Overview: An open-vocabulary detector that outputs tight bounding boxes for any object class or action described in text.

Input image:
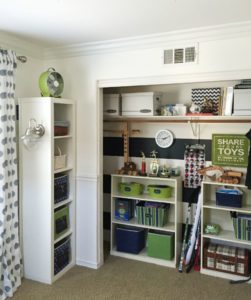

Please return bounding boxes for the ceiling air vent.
[163,45,197,65]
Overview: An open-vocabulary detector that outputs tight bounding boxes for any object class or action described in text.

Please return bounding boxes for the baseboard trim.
[76,259,102,269]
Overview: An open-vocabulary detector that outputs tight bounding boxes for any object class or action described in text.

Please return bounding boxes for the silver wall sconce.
[21,118,45,150]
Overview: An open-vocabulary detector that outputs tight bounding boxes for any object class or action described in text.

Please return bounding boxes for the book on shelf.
[221,87,234,116]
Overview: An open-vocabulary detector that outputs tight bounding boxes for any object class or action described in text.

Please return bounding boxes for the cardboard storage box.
[203,243,250,276]
[233,89,251,115]
[147,231,174,260]
[116,226,145,254]
[103,94,121,116]
[121,92,162,116]
[115,198,134,221]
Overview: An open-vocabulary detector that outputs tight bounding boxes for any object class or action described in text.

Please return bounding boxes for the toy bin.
[232,213,251,241]
[54,205,69,240]
[136,201,169,227]
[54,174,69,204]
[147,230,174,260]
[147,185,172,199]
[119,182,144,196]
[203,243,249,276]
[115,226,145,254]
[216,188,243,208]
[54,237,71,275]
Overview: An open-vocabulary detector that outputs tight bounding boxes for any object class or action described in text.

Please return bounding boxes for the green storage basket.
[119,182,144,196]
[147,185,171,199]
[147,230,174,260]
[54,206,69,240]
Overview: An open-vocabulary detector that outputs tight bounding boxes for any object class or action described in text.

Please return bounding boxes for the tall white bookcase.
[18,97,75,284]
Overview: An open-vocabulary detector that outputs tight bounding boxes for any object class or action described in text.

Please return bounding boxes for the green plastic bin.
[119,182,144,196]
[147,231,174,260]
[147,185,171,199]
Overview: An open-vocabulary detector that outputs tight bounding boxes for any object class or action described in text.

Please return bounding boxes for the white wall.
[2,23,249,268]
[43,27,251,268]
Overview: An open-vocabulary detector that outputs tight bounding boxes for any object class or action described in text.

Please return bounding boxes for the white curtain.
[0,50,22,299]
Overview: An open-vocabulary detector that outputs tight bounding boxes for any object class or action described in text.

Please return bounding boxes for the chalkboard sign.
[212,134,249,167]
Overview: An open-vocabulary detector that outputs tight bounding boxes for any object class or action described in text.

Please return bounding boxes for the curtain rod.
[0,47,27,63]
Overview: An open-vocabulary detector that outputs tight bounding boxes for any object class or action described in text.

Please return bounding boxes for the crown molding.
[0,31,44,60]
[44,21,251,60]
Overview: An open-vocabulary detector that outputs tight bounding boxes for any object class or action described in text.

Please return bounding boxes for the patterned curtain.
[0,50,22,299]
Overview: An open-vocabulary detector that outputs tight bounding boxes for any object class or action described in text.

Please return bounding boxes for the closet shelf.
[104,115,251,123]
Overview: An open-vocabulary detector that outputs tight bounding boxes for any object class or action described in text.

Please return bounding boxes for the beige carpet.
[11,253,251,300]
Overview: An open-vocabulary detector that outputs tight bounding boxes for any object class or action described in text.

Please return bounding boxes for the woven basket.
[54,146,67,170]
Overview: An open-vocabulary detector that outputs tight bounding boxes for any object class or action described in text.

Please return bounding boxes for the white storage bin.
[103,94,121,116]
[121,92,162,116]
[233,89,251,115]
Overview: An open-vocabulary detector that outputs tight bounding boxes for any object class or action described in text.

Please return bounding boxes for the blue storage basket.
[116,226,145,254]
[54,174,69,204]
[216,188,242,208]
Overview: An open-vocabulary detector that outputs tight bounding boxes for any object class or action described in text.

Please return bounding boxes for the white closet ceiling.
[1,0,251,47]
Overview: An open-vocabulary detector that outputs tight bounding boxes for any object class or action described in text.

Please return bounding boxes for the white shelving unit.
[200,180,251,282]
[110,174,182,268]
[19,97,75,284]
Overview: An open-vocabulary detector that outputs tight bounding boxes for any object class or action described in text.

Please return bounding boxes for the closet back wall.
[44,26,251,268]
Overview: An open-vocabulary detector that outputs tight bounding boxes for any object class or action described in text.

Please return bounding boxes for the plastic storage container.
[119,182,144,196]
[147,185,172,199]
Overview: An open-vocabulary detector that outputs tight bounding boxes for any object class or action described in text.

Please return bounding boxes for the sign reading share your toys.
[212,134,249,167]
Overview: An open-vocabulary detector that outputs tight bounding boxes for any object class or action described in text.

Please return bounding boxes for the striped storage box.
[232,213,251,241]
[136,201,170,227]
[203,243,249,276]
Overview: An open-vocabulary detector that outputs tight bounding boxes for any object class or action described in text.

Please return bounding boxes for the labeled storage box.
[103,94,121,116]
[203,243,250,276]
[54,120,70,136]
[54,146,67,170]
[119,182,144,196]
[147,185,172,199]
[147,230,174,260]
[136,201,169,227]
[54,238,71,275]
[216,188,243,208]
[115,198,134,221]
[233,89,251,116]
[54,205,69,240]
[54,174,69,204]
[116,226,145,254]
[121,92,162,116]
[232,213,251,241]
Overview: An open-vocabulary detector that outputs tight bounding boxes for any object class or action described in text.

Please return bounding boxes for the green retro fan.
[39,68,64,97]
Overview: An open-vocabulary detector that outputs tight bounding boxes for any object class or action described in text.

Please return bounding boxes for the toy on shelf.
[149,150,159,177]
[160,165,170,178]
[198,166,243,184]
[139,151,147,176]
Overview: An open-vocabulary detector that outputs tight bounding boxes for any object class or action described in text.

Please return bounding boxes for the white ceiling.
[1,0,251,48]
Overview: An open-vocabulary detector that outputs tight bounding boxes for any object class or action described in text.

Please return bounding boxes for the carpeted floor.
[11,251,251,300]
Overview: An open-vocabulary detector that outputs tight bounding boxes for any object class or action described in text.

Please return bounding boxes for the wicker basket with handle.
[54,146,67,170]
